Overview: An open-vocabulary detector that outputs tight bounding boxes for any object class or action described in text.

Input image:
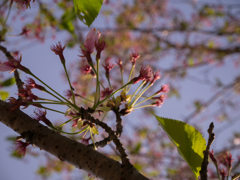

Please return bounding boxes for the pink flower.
[101,88,113,98]
[31,109,53,127]
[64,90,73,99]
[152,95,165,104]
[150,70,161,85]
[209,150,217,164]
[0,62,14,72]
[80,28,96,57]
[50,42,66,63]
[116,59,123,71]
[18,86,38,101]
[72,118,79,127]
[219,168,227,180]
[130,65,153,84]
[7,97,28,111]
[154,84,169,95]
[81,137,91,145]
[13,140,30,156]
[79,59,95,77]
[20,26,30,36]
[95,30,107,60]
[130,50,140,66]
[152,100,164,107]
[102,58,114,79]
[225,153,234,168]
[0,55,30,73]
[25,78,45,91]
[14,0,33,10]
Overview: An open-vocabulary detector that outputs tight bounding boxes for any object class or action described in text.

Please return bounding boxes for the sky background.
[1,0,240,179]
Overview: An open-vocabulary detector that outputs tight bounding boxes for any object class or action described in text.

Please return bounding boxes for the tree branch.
[0,100,149,180]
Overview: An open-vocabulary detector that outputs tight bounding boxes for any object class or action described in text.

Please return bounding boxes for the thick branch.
[0,100,149,180]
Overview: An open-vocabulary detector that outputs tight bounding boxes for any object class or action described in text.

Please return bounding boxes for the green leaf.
[0,27,8,37]
[73,0,103,27]
[11,151,23,159]
[0,91,9,100]
[1,76,15,87]
[59,8,76,35]
[154,115,206,180]
[90,125,99,135]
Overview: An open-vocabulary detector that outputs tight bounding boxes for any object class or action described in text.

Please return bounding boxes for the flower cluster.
[4,28,169,157]
[79,28,107,64]
[209,150,237,179]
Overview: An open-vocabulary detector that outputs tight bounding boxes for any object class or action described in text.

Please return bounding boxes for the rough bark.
[0,100,149,180]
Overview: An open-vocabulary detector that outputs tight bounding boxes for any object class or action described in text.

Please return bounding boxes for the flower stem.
[131,83,151,107]
[56,117,78,128]
[134,93,158,107]
[29,72,79,110]
[51,126,89,135]
[75,94,94,102]
[128,81,145,104]
[63,63,76,105]
[93,81,132,109]
[40,105,66,115]
[90,131,96,150]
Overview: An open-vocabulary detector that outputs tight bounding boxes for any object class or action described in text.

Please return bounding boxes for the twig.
[114,109,123,138]
[88,108,123,149]
[0,45,24,91]
[80,107,132,167]
[88,136,111,150]
[200,122,215,180]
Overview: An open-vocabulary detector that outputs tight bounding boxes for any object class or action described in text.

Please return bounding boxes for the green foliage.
[59,7,76,35]
[73,0,103,27]
[0,91,9,100]
[0,27,7,39]
[11,151,23,159]
[131,142,142,154]
[37,166,51,178]
[155,115,206,180]
[0,76,16,87]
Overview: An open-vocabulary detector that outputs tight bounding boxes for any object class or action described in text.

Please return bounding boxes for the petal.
[86,28,96,40]
[0,62,14,72]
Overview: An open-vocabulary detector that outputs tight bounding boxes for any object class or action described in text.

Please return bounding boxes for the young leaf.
[73,0,103,27]
[154,115,206,180]
[0,91,9,100]
[0,76,16,87]
[59,8,76,35]
[90,125,99,135]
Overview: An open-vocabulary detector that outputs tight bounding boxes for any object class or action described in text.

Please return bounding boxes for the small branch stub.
[200,122,215,180]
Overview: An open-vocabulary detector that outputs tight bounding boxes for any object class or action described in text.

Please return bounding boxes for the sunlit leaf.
[77,118,83,129]
[90,125,99,135]
[73,0,103,27]
[0,91,9,100]
[155,115,206,180]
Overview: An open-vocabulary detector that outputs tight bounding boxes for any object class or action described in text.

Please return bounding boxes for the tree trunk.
[0,100,149,180]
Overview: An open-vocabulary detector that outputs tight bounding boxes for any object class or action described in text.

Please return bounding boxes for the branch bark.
[0,100,149,180]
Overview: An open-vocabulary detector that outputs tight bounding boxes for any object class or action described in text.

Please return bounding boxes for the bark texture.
[0,100,149,180]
